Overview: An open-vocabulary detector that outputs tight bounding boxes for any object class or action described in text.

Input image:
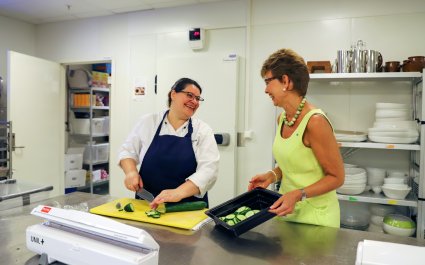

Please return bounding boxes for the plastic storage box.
[64,147,84,170]
[65,169,87,188]
[70,113,109,136]
[205,188,281,236]
[83,143,109,164]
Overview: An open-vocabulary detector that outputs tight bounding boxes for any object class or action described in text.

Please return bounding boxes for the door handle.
[11,133,25,151]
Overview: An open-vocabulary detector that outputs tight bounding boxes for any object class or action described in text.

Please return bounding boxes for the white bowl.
[371,186,382,194]
[366,167,385,186]
[373,120,417,129]
[368,127,417,133]
[384,178,405,184]
[368,130,419,138]
[344,178,367,185]
[369,204,397,216]
[375,109,410,119]
[382,186,411,199]
[387,171,408,178]
[366,167,386,178]
[340,201,370,227]
[346,173,367,179]
[376,102,410,109]
[337,184,366,195]
[383,183,409,190]
[370,215,384,226]
[345,167,366,176]
[383,223,415,237]
[383,214,416,237]
[344,163,358,168]
[368,135,418,144]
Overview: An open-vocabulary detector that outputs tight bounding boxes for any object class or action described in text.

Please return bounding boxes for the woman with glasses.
[119,77,219,209]
[248,49,344,228]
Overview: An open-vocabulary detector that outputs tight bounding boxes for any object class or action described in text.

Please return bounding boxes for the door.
[7,51,64,196]
[157,54,238,207]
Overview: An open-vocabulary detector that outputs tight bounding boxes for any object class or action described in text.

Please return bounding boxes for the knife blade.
[136,187,155,202]
[136,188,166,213]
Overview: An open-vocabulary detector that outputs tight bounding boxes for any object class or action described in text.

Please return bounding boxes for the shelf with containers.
[308,71,424,238]
[66,65,111,195]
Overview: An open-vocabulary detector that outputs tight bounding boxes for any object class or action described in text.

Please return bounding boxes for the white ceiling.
[0,0,230,24]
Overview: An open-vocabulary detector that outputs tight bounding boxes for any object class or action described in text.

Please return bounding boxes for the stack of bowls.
[337,167,367,195]
[383,214,416,237]
[366,167,386,193]
[382,183,411,200]
[368,103,419,144]
[402,56,425,73]
[340,201,370,231]
[387,170,409,183]
[368,204,397,233]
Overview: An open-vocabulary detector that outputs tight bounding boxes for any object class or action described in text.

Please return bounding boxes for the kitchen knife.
[136,187,155,202]
[136,188,166,213]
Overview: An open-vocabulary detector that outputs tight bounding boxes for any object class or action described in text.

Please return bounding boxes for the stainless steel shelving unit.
[67,74,110,195]
[0,121,13,180]
[310,71,424,239]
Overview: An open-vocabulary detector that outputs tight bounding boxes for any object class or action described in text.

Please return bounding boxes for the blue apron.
[137,111,208,205]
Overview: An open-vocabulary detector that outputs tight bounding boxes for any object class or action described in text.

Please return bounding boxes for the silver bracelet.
[268,170,278,182]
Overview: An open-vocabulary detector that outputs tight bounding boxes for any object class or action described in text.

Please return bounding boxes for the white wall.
[24,0,425,199]
[0,15,35,109]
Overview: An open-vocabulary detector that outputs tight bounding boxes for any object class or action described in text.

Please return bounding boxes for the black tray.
[205,188,281,236]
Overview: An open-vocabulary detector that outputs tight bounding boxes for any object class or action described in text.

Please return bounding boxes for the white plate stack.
[337,167,367,195]
[335,130,367,142]
[368,103,419,144]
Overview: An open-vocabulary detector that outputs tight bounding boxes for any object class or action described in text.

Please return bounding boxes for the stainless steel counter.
[0,179,53,211]
[1,192,425,265]
[0,180,53,201]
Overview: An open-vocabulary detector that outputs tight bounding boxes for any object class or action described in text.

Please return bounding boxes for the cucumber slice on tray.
[220,206,261,226]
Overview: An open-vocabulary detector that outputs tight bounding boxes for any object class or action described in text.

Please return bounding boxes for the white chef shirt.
[118,110,220,197]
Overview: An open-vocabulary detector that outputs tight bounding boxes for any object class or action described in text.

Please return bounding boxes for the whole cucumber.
[164,201,207,213]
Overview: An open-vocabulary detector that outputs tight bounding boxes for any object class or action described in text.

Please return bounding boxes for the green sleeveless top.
[273,109,340,228]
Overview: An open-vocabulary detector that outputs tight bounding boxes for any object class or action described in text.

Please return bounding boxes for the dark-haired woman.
[119,78,219,209]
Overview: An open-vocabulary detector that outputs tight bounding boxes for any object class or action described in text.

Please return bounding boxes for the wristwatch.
[299,188,307,201]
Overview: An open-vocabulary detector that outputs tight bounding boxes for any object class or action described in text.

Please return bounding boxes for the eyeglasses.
[264,76,278,85]
[178,91,204,102]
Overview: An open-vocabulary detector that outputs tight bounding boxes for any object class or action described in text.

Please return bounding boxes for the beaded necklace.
[283,97,307,127]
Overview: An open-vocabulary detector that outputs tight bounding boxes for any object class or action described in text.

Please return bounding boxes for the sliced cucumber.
[236,214,246,221]
[225,214,235,220]
[219,205,261,226]
[235,206,250,214]
[245,210,255,218]
[145,209,162,218]
[123,203,135,212]
[226,220,235,226]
